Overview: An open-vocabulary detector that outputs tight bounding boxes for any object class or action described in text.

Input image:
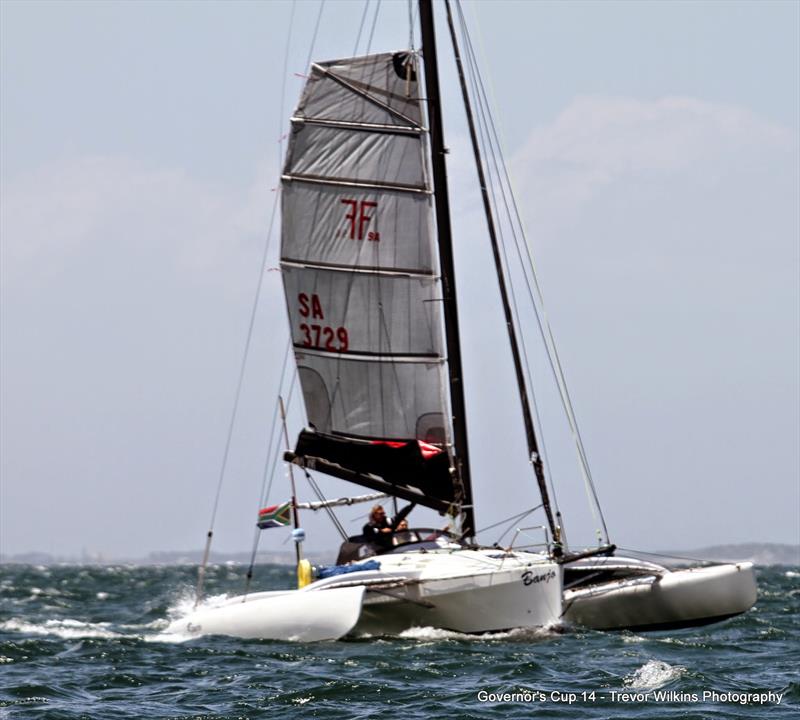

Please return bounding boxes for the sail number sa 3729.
[297,293,349,352]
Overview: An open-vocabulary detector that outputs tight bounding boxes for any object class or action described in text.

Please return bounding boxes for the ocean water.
[0,564,796,719]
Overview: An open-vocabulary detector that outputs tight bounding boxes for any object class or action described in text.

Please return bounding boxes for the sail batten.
[281,258,437,279]
[293,347,444,363]
[282,174,431,194]
[281,51,460,511]
[291,117,424,135]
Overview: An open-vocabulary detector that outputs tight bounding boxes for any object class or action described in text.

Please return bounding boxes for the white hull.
[563,559,757,631]
[167,551,756,640]
[353,550,562,634]
[169,586,366,641]
[167,548,562,641]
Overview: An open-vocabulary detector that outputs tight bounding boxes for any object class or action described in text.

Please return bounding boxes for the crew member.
[362,503,415,550]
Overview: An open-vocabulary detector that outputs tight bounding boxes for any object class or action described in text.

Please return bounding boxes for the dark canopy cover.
[289,430,456,513]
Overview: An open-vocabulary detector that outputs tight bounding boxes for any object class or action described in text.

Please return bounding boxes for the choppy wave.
[624,659,686,689]
[395,624,559,643]
[0,617,123,640]
[0,564,796,719]
[621,632,647,643]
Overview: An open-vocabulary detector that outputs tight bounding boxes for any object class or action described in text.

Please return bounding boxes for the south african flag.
[257,501,292,529]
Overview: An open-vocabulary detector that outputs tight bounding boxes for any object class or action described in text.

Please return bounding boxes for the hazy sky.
[1,0,798,559]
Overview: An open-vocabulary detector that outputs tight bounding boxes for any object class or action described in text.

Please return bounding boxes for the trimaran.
[169,0,756,641]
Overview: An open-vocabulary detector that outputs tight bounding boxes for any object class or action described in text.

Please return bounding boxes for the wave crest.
[624,660,685,690]
[0,618,122,640]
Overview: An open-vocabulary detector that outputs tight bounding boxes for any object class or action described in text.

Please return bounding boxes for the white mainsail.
[281,52,448,445]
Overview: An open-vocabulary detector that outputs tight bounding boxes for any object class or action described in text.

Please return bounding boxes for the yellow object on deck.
[297,558,313,588]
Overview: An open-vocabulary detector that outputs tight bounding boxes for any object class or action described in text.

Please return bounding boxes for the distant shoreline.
[2,542,797,566]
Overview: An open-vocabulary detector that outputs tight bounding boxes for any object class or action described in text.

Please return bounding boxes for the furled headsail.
[280,52,462,515]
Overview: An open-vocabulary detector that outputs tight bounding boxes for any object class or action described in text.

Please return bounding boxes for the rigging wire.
[407,0,415,50]
[244,339,293,594]
[472,504,543,537]
[365,0,382,56]
[494,506,546,547]
[456,0,610,543]
[615,547,716,566]
[449,0,560,524]
[304,1,326,75]
[462,26,560,515]
[227,0,330,598]
[264,371,299,501]
[455,14,560,521]
[195,105,288,605]
[353,0,370,56]
[303,469,349,541]
[233,0,301,596]
[279,0,298,161]
[242,0,321,590]
[264,348,294,496]
[459,11,585,533]
[196,218,278,603]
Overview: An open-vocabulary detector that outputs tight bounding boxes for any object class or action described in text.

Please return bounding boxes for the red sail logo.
[340,199,380,241]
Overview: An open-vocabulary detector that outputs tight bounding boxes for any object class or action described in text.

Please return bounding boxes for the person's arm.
[390,503,416,530]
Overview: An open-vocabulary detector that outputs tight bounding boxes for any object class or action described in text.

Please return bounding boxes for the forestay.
[280,52,460,512]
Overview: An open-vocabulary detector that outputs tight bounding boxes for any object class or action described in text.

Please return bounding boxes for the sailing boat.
[168,0,756,641]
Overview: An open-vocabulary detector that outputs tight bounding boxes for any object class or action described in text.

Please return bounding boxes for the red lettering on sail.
[341,199,358,239]
[297,293,347,351]
[341,198,378,241]
[310,294,324,320]
[358,201,377,241]
[337,327,349,351]
[298,293,310,317]
[298,293,324,319]
[298,323,349,352]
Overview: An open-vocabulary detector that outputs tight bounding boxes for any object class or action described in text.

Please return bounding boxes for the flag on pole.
[257,501,292,529]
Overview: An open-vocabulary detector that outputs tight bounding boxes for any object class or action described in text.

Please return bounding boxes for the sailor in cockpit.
[362,503,415,551]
